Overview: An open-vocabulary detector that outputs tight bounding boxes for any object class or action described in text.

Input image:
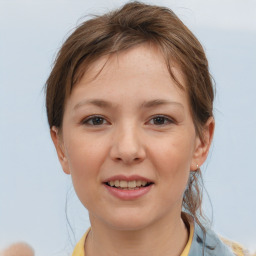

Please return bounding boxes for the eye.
[148,115,174,126]
[82,115,108,126]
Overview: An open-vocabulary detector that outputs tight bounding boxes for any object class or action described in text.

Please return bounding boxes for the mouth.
[104,180,153,190]
[103,176,154,200]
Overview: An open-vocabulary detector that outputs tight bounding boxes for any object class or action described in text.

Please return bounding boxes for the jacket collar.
[188,220,235,256]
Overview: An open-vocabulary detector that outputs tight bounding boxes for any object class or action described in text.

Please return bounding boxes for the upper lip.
[102,175,154,183]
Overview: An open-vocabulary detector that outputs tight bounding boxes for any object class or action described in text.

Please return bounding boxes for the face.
[51,44,213,231]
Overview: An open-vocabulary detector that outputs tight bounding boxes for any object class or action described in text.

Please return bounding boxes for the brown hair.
[46,1,214,228]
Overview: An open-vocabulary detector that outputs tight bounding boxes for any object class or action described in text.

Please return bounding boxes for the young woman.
[46,2,236,256]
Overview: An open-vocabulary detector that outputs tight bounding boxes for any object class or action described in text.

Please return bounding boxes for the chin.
[99,208,158,231]
[109,219,152,231]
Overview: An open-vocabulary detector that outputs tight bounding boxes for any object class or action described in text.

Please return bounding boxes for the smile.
[103,175,154,199]
[105,180,153,190]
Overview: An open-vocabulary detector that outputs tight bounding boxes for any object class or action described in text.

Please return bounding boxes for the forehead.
[77,44,185,86]
[67,44,188,108]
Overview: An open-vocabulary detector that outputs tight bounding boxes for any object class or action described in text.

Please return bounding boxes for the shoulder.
[72,228,90,256]
[220,237,250,256]
[189,221,236,256]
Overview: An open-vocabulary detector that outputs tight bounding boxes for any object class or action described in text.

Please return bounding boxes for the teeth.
[141,181,147,186]
[109,181,115,187]
[136,180,142,186]
[128,180,136,188]
[120,180,127,188]
[107,180,150,189]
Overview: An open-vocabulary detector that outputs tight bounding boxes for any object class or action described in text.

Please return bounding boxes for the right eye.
[82,115,108,126]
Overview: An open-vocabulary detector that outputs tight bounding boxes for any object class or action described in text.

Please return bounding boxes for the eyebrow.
[73,98,184,110]
[141,99,184,109]
[74,99,113,110]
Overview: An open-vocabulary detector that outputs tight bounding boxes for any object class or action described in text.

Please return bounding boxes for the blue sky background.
[0,0,255,255]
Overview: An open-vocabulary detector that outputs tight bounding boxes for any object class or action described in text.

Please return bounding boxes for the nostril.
[114,156,142,164]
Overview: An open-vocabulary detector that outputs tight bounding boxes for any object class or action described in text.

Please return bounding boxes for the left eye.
[82,116,108,126]
[148,116,173,125]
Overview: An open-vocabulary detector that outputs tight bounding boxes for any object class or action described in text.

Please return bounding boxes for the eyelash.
[82,115,109,126]
[147,115,175,126]
[81,115,175,126]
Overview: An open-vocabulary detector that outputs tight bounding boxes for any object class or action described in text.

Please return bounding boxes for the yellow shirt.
[72,224,194,256]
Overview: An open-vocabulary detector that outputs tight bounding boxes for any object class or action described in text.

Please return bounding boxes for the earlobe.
[191,117,215,171]
[50,126,70,175]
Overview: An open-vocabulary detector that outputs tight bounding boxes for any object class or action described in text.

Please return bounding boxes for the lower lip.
[104,184,153,200]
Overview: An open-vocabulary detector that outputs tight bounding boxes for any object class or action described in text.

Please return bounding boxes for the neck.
[85,212,189,256]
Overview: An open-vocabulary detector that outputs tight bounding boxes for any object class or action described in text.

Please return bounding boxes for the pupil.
[154,117,165,124]
[93,117,103,125]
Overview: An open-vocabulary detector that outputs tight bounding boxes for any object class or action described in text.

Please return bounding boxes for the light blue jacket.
[189,222,235,256]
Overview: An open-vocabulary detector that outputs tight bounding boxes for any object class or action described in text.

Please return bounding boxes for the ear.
[191,117,215,171]
[50,126,70,174]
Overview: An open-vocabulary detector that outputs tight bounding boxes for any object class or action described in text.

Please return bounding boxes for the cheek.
[149,133,194,195]
[151,133,194,174]
[64,134,108,199]
[65,133,105,172]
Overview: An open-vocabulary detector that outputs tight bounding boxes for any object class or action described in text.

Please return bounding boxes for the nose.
[109,123,146,165]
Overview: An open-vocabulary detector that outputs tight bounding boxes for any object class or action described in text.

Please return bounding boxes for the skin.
[51,44,214,256]
[2,243,34,256]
